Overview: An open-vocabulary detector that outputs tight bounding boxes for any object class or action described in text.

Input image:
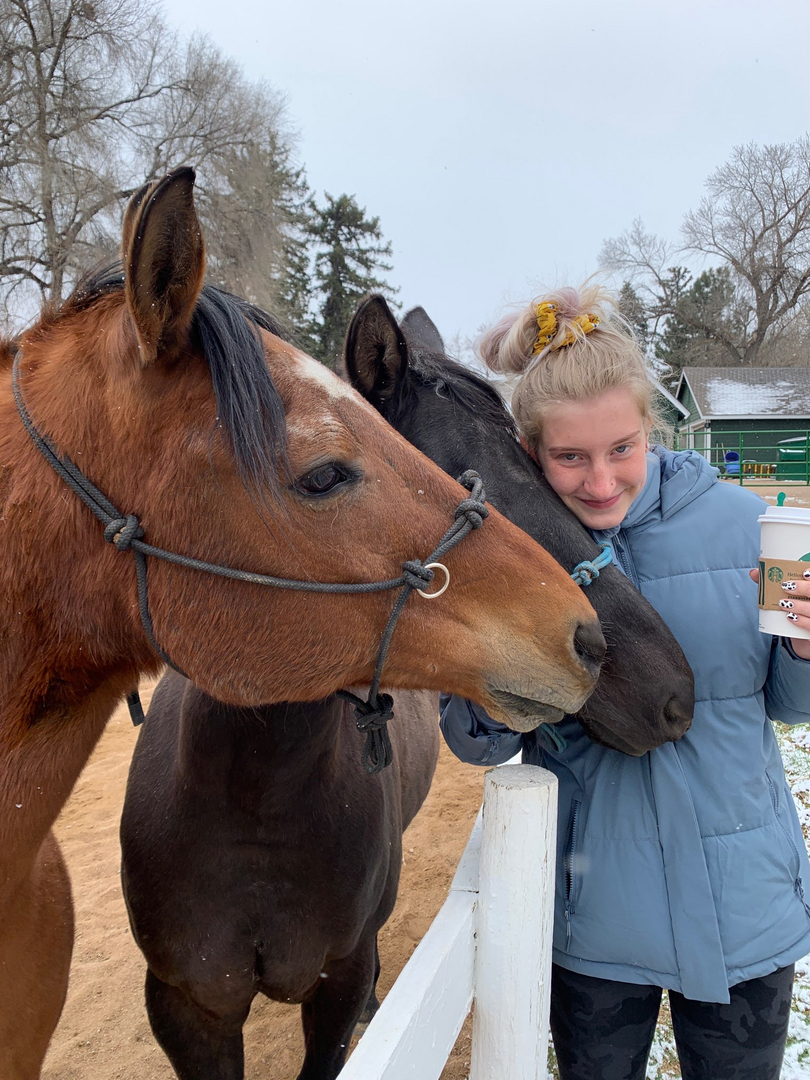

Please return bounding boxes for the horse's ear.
[344,295,408,409]
[122,167,205,365]
[401,306,445,355]
[120,179,153,259]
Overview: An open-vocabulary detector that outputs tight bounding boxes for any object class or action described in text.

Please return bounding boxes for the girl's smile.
[535,386,650,530]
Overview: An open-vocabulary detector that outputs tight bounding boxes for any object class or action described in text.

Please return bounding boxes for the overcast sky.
[162,0,810,349]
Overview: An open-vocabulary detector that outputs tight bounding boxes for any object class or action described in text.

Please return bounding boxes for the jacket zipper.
[564,799,582,948]
[766,774,810,916]
[609,530,639,588]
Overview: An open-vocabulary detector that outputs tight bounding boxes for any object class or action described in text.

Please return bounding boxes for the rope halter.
[12,352,489,773]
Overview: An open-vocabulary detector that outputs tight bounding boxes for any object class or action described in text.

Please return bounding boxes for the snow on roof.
[651,376,690,418]
[679,368,810,418]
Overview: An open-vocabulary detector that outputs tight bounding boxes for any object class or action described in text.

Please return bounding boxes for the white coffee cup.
[757,504,810,641]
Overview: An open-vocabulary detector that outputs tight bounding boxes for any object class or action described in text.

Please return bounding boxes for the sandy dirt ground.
[42,681,484,1080]
[745,482,810,508]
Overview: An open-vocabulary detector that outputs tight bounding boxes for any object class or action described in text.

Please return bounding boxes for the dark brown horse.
[121,678,439,1080]
[119,299,693,1080]
[347,297,695,754]
[0,170,603,1078]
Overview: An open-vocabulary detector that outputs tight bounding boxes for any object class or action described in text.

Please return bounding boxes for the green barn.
[673,367,810,481]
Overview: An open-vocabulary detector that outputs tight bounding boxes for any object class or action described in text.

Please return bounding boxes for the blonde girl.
[441,284,810,1080]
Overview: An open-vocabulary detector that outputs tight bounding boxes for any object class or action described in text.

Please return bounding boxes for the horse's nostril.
[573,621,606,677]
[663,695,693,735]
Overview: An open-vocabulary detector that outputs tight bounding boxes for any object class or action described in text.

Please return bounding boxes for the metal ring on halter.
[417,562,450,599]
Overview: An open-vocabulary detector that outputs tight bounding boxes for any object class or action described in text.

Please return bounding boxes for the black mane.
[64,263,291,498]
[398,345,519,438]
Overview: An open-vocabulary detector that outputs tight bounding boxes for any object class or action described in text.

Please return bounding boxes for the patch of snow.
[703,376,810,417]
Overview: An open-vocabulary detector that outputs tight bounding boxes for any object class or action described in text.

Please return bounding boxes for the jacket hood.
[594,445,718,540]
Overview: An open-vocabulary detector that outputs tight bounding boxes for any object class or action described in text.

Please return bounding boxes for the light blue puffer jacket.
[440,447,810,1003]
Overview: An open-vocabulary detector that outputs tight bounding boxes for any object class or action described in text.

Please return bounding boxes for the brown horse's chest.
[138,793,403,1009]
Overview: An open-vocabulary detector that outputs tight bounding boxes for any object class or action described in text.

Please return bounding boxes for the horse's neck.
[0,378,150,885]
[0,566,145,884]
[174,687,350,802]
[0,483,145,724]
[0,676,130,890]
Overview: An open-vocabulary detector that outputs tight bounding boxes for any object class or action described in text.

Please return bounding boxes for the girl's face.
[535,386,650,530]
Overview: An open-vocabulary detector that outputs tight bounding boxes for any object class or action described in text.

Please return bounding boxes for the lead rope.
[12,354,488,771]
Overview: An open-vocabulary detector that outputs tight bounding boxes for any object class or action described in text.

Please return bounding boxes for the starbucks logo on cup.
[768,566,784,583]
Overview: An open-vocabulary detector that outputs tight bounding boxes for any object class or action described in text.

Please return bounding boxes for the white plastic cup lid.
[758,505,810,526]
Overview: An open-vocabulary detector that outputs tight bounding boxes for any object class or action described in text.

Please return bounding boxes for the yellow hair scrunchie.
[532,302,558,354]
[533,303,601,355]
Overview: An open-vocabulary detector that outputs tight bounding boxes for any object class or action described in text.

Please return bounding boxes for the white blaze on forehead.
[294,352,355,401]
[293,351,377,414]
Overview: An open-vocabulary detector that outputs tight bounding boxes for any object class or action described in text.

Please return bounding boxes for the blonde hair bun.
[477,285,612,375]
[477,283,669,449]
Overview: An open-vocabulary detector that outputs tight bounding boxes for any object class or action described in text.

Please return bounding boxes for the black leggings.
[550,962,794,1080]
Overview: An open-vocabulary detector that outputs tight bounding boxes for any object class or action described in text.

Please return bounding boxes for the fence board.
[337,892,476,1080]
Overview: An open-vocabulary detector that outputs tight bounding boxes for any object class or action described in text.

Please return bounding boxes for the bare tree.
[759,297,810,366]
[601,137,810,365]
[0,0,297,325]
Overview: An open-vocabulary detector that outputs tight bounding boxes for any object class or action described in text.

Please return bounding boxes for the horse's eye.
[296,464,351,496]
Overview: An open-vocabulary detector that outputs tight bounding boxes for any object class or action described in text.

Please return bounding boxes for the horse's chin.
[484,687,565,733]
[575,714,652,757]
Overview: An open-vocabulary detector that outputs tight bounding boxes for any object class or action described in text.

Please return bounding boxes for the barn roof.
[676,367,810,419]
[652,377,690,418]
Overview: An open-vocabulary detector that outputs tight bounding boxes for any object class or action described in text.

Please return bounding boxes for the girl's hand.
[750,569,810,660]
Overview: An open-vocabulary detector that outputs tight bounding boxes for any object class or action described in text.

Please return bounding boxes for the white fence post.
[336,762,557,1080]
[470,764,558,1080]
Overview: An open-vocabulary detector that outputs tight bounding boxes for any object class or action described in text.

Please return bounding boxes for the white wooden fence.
[338,764,558,1080]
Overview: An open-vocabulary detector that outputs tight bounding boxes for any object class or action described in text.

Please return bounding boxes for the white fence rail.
[338,764,558,1080]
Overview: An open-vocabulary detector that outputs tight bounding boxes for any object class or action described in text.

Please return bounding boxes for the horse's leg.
[297,935,377,1080]
[145,968,250,1080]
[358,936,381,1026]
[0,831,73,1080]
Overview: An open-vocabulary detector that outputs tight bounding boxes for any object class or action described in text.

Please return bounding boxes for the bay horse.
[119,299,693,1080]
[0,168,603,1078]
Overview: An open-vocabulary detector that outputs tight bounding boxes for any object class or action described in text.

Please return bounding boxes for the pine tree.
[654,267,738,382]
[617,282,651,353]
[200,132,317,348]
[309,193,398,369]
[654,267,698,380]
[275,188,318,352]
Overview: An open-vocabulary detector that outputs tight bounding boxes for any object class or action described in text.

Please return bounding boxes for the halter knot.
[338,690,395,774]
[353,692,395,732]
[570,541,613,586]
[402,560,434,590]
[570,562,600,586]
[104,515,144,551]
[454,497,488,530]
